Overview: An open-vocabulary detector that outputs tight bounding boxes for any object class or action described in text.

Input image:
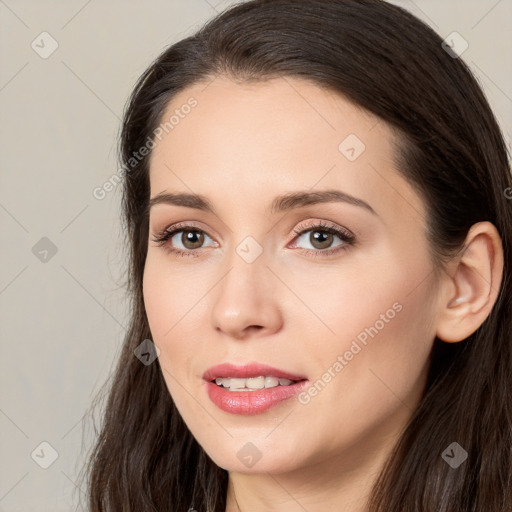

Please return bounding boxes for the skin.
[143,75,503,512]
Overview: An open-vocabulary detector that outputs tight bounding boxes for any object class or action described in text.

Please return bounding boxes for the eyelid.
[151,220,352,243]
[151,221,217,245]
[151,218,357,257]
[290,219,355,241]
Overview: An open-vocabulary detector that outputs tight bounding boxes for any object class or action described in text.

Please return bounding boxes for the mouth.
[211,375,305,391]
[203,362,308,392]
[203,362,309,415]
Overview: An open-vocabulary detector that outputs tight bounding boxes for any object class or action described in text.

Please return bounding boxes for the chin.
[201,439,300,475]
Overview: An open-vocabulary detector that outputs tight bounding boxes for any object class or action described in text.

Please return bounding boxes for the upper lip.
[203,362,307,382]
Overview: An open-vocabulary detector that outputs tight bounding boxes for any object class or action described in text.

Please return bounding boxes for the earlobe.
[435,221,504,343]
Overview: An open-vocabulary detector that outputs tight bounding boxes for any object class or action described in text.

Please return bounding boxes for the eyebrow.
[148,189,377,216]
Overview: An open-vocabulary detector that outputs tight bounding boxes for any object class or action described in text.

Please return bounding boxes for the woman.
[81,0,512,510]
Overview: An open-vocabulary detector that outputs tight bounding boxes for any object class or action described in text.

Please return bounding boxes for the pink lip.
[202,362,307,382]
[203,362,308,415]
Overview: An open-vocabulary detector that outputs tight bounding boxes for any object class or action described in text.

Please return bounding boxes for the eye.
[151,222,217,258]
[290,221,355,256]
[151,220,356,258]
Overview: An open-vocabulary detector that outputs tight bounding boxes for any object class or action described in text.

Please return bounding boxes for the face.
[143,75,440,476]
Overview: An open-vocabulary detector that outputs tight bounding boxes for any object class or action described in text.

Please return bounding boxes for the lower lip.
[205,380,309,415]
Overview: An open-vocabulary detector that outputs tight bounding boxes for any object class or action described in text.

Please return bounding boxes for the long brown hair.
[79,1,512,510]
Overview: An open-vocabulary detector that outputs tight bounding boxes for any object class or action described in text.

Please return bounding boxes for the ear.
[435,221,504,343]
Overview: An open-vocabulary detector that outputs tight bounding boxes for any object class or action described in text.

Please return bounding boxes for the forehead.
[147,75,425,224]
[150,75,381,168]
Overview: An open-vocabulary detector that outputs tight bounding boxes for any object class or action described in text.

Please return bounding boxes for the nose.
[210,252,284,340]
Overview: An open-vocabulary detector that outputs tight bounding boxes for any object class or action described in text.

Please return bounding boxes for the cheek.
[142,267,191,424]
[294,247,437,411]
[142,254,206,340]
[142,254,216,416]
[142,257,195,381]
[301,267,436,439]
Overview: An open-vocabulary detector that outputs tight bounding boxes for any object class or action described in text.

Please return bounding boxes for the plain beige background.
[0,1,510,510]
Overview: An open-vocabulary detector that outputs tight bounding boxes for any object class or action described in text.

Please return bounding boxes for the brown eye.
[292,222,355,256]
[181,230,204,250]
[151,224,216,256]
[309,230,334,250]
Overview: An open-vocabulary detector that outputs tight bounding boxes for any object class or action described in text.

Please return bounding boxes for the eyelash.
[151,220,356,259]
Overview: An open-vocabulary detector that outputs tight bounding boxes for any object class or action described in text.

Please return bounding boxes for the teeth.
[228,378,246,390]
[263,376,279,388]
[247,376,265,389]
[214,376,296,391]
